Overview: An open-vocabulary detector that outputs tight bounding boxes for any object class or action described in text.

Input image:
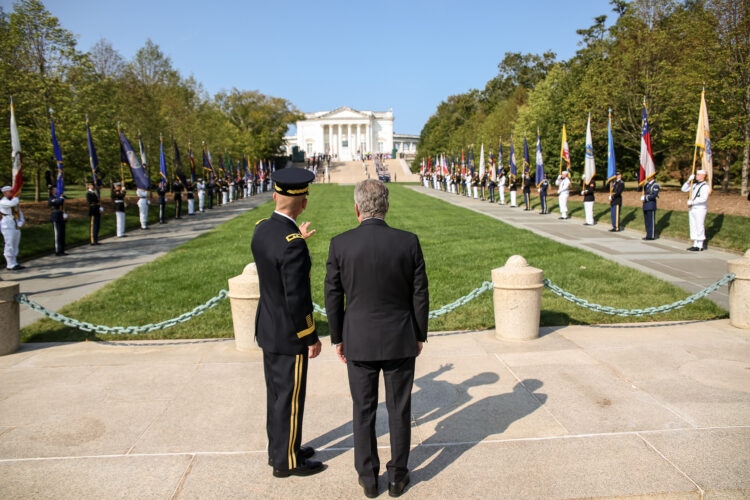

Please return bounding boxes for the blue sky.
[6,0,615,134]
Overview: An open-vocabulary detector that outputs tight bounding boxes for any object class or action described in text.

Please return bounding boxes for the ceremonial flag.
[478,144,485,178]
[202,143,215,178]
[523,135,530,174]
[218,155,225,177]
[606,109,616,187]
[118,128,151,189]
[489,147,497,183]
[470,148,475,174]
[583,113,596,183]
[535,129,545,187]
[138,132,147,171]
[497,138,503,172]
[442,154,449,176]
[559,123,570,174]
[461,151,466,176]
[9,97,23,197]
[173,139,187,187]
[188,142,196,182]
[50,111,64,199]
[509,135,517,180]
[694,88,713,191]
[86,117,101,194]
[159,136,168,190]
[638,101,656,186]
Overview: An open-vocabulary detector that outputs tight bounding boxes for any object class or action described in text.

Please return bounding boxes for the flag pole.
[117,122,125,184]
[609,109,614,196]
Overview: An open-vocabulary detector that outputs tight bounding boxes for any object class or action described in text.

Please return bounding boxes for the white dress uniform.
[136,188,149,229]
[555,174,571,219]
[0,189,23,269]
[498,174,506,204]
[197,180,206,212]
[681,173,710,250]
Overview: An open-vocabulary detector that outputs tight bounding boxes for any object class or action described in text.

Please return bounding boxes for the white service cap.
[1,186,11,192]
[696,169,707,175]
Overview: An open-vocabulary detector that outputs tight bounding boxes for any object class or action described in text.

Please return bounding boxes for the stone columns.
[491,255,543,341]
[728,250,750,330]
[0,281,20,355]
[227,263,261,351]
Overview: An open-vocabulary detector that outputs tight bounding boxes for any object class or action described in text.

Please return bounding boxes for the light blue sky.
[6,0,615,134]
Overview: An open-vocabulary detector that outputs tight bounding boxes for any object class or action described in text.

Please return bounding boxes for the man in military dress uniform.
[49,187,66,254]
[207,177,215,209]
[186,181,195,215]
[681,169,710,251]
[487,170,497,202]
[112,182,126,237]
[251,167,324,479]
[86,182,102,245]
[522,172,532,210]
[641,177,660,240]
[497,169,506,205]
[173,178,183,219]
[609,172,624,232]
[157,183,168,224]
[0,186,24,270]
[538,175,549,214]
[508,174,518,207]
[136,186,149,230]
[555,170,570,219]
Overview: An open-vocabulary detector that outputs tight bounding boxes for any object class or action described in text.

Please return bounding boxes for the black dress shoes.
[388,473,410,497]
[642,237,655,240]
[359,478,378,498]
[687,246,698,251]
[268,445,314,466]
[272,458,324,478]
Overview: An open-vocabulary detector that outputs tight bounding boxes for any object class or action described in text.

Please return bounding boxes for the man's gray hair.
[354,179,389,218]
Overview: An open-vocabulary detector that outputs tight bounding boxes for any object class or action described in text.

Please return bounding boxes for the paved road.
[409,185,737,310]
[0,194,271,327]
[0,320,747,498]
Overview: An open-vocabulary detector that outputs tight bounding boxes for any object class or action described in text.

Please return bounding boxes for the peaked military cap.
[272,167,315,196]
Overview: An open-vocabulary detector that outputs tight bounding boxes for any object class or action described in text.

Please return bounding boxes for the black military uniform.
[539,177,549,214]
[207,179,215,209]
[642,178,660,240]
[49,194,66,255]
[523,174,532,210]
[251,168,323,478]
[610,174,625,231]
[86,187,101,245]
[173,180,183,218]
[157,185,168,224]
[487,173,496,202]
[186,181,195,215]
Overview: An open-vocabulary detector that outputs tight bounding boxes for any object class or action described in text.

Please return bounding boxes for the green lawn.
[21,184,726,342]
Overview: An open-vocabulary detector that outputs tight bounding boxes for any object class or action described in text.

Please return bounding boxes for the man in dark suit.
[324,179,429,498]
[251,167,324,479]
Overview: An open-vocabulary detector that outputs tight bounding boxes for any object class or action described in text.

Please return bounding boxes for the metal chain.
[542,273,735,317]
[15,290,229,335]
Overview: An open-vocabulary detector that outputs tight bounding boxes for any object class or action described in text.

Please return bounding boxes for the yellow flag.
[695,89,713,191]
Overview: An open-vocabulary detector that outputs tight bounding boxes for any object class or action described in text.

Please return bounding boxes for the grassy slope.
[21,184,726,342]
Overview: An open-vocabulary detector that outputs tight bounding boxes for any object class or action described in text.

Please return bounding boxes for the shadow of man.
[705,213,724,243]
[409,378,547,489]
[655,210,673,235]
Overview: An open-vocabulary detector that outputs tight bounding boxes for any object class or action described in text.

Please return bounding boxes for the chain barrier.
[14,290,228,335]
[542,273,734,317]
[13,273,734,333]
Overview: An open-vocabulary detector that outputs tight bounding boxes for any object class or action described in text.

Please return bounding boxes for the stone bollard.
[728,249,750,330]
[227,263,261,351]
[0,281,20,355]
[491,255,543,341]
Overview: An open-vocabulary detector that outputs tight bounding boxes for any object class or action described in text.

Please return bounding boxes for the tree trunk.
[743,84,749,196]
[34,168,40,202]
[722,152,731,192]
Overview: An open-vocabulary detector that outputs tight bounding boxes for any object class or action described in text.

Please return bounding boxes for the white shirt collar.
[361,217,385,222]
[274,210,297,226]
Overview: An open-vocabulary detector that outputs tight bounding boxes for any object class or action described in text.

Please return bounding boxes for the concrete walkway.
[409,185,737,310]
[0,320,748,498]
[0,193,271,327]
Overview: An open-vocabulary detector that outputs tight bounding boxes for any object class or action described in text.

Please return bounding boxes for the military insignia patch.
[286,233,303,242]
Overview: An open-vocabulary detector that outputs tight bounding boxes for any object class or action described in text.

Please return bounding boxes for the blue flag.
[86,118,101,194]
[159,138,168,189]
[535,131,545,187]
[607,109,616,186]
[509,135,517,179]
[202,145,215,179]
[50,113,64,199]
[523,135,530,175]
[119,129,151,190]
[173,139,187,187]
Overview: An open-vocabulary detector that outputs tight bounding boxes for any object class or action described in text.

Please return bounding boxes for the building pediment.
[314,107,371,120]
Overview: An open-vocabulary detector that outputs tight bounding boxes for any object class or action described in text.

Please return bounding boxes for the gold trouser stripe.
[616,205,620,230]
[288,354,302,469]
[90,216,94,243]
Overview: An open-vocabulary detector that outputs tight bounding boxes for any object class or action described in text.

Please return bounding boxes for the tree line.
[0,0,300,201]
[416,0,749,195]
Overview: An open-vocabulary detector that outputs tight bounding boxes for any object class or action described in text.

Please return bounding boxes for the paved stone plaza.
[0,320,748,498]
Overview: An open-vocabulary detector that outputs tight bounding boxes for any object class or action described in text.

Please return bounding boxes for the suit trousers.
[263,350,308,471]
[347,357,415,488]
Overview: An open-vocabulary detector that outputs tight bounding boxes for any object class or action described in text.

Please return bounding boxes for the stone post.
[728,249,750,330]
[227,263,261,351]
[491,255,543,341]
[0,281,20,355]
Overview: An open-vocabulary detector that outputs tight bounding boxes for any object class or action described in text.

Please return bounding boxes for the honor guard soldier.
[538,175,549,214]
[86,182,102,245]
[641,177,660,240]
[157,183,168,224]
[186,181,195,215]
[498,169,506,204]
[197,178,206,212]
[582,179,596,225]
[555,170,570,219]
[487,170,497,202]
[49,187,66,254]
[522,172,532,210]
[251,167,324,478]
[682,169,710,251]
[207,178,215,209]
[0,185,24,270]
[471,171,479,199]
[609,172,624,231]
[112,182,126,237]
[136,186,149,230]
[509,174,518,207]
[173,178,183,219]
[480,170,488,200]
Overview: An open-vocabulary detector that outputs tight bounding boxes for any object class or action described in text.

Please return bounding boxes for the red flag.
[9,97,23,197]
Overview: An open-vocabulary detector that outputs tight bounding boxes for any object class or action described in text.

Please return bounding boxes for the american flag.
[639,103,656,186]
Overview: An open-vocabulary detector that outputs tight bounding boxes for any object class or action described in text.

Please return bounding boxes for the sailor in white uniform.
[555,170,571,219]
[0,186,24,270]
[136,187,149,229]
[681,169,710,251]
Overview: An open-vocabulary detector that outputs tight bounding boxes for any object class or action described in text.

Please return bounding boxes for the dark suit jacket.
[251,212,319,355]
[324,218,429,362]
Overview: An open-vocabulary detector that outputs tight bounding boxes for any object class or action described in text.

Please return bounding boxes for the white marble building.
[284,107,418,161]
